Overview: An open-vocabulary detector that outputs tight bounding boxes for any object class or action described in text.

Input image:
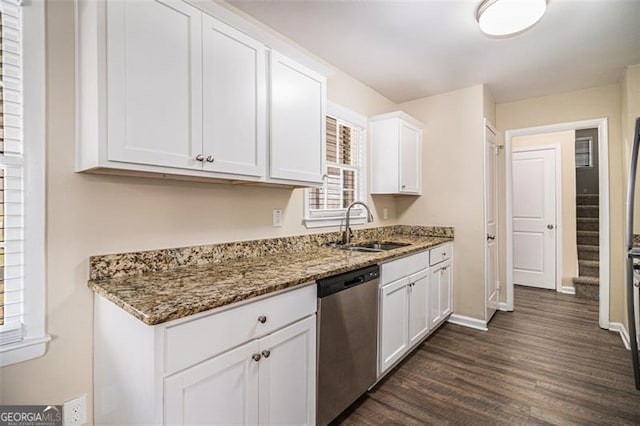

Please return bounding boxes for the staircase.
[572,194,599,300]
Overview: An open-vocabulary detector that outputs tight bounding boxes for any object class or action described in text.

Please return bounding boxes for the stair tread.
[578,259,599,267]
[577,217,599,222]
[577,230,599,236]
[572,276,600,286]
[577,244,599,250]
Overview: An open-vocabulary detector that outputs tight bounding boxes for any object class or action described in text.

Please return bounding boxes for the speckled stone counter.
[88,225,453,325]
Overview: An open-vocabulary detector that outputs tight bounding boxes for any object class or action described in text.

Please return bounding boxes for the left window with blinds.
[0,0,48,366]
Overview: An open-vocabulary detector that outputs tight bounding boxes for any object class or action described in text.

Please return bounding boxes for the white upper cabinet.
[270,51,326,184]
[106,0,203,170]
[76,0,326,187]
[201,14,266,177]
[370,111,423,195]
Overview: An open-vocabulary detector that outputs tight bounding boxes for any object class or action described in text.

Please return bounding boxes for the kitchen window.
[0,0,48,367]
[304,103,367,228]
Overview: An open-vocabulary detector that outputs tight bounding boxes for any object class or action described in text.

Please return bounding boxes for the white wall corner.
[447,314,488,331]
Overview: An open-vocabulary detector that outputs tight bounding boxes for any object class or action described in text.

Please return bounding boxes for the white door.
[512,148,557,289]
[485,123,499,321]
[399,121,421,194]
[379,278,409,374]
[106,0,203,170]
[440,261,453,318]
[407,269,430,347]
[202,14,266,177]
[429,265,443,328]
[258,316,316,426]
[164,340,259,425]
[270,51,326,184]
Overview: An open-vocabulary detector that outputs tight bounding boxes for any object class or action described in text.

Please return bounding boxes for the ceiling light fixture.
[476,0,548,38]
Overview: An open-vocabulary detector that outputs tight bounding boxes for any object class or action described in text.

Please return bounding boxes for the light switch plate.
[383,208,389,220]
[273,209,283,227]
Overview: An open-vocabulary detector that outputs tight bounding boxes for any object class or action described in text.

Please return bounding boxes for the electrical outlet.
[272,209,283,227]
[63,395,87,426]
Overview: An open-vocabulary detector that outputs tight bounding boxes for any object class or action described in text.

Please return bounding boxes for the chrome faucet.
[342,201,374,245]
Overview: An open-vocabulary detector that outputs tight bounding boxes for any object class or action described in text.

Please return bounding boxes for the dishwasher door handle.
[344,276,364,287]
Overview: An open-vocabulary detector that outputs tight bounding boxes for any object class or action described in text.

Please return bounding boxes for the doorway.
[505,118,610,329]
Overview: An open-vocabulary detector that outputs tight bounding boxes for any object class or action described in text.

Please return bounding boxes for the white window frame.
[0,0,49,367]
[303,102,368,229]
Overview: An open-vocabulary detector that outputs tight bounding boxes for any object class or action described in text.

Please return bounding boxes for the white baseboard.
[609,322,632,350]
[561,286,576,295]
[498,302,510,311]
[448,314,488,331]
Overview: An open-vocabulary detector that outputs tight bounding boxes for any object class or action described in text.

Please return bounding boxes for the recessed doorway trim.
[505,118,610,329]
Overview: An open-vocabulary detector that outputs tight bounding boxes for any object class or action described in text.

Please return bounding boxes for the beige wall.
[512,131,578,288]
[0,0,399,413]
[497,84,624,325]
[622,65,640,233]
[397,85,487,320]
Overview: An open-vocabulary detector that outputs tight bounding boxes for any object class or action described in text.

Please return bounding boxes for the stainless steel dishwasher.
[316,264,380,426]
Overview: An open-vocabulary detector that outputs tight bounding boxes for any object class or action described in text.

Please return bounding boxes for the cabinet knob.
[261,350,271,358]
[442,252,446,256]
[195,154,205,162]
[257,315,267,324]
[206,155,215,163]
[252,353,261,362]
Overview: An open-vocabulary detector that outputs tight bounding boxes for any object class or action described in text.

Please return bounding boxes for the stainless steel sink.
[328,241,411,253]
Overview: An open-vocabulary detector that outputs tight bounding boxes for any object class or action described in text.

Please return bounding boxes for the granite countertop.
[88,226,453,326]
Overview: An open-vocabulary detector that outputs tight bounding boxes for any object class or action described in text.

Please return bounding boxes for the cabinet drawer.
[381,250,429,285]
[164,284,316,375]
[430,243,452,266]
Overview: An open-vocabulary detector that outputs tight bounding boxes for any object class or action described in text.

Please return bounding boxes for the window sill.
[0,335,51,367]
[303,215,366,229]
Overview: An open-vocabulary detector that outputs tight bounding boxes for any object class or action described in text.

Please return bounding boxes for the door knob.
[547,224,554,230]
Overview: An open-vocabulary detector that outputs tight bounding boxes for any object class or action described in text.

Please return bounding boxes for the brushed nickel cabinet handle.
[252,353,261,362]
[261,350,271,358]
[195,154,205,162]
[206,155,214,163]
[257,315,267,324]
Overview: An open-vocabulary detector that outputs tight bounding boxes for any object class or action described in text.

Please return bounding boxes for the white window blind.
[576,136,593,168]
[0,0,24,346]
[309,116,363,212]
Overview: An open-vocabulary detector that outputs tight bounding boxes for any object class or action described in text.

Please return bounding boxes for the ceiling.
[228,0,640,103]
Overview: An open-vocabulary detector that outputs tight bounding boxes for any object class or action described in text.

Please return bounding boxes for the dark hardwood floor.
[335,285,640,425]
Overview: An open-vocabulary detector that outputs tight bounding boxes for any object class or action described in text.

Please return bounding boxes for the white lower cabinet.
[378,244,454,378]
[164,316,315,425]
[165,340,260,425]
[429,259,453,329]
[94,284,316,426]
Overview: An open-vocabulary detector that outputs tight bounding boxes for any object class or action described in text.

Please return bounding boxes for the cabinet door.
[202,14,266,177]
[106,0,203,170]
[440,260,453,318]
[429,266,443,329]
[399,121,421,194]
[408,269,430,347]
[270,51,326,184]
[164,340,259,425]
[379,278,409,374]
[258,316,316,426]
